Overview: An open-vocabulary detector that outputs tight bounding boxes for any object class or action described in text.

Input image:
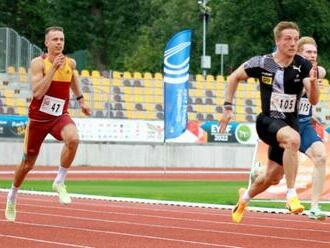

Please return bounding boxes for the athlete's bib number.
[39,95,65,116]
[270,92,296,113]
[298,97,311,115]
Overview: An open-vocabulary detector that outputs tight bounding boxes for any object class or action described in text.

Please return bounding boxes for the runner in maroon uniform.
[5,26,91,222]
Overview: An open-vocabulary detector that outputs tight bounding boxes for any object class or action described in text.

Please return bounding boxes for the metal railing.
[0,27,42,73]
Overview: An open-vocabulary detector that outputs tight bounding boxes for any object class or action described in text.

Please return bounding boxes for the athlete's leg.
[248,159,283,199]
[60,123,79,169]
[275,126,305,213]
[10,120,47,194]
[50,115,78,204]
[305,141,326,209]
[51,115,79,171]
[6,120,48,221]
[255,114,303,213]
[277,126,300,190]
[232,159,283,223]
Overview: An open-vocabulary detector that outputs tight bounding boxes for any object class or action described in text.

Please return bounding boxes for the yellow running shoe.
[232,188,248,223]
[286,196,304,214]
[5,199,16,222]
[52,182,72,205]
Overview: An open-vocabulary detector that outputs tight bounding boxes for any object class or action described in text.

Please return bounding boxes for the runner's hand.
[309,62,318,84]
[80,102,92,116]
[219,109,233,133]
[52,54,65,70]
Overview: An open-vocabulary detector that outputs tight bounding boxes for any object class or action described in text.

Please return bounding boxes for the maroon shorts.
[24,115,75,156]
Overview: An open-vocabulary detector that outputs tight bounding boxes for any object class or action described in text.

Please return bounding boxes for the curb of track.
[1,188,329,217]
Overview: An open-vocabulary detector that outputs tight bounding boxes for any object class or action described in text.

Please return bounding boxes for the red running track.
[1,193,330,248]
[0,166,249,181]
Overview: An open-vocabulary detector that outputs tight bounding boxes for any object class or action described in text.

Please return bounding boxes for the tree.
[1,0,330,76]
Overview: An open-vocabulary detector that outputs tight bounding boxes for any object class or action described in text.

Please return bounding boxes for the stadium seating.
[112,71,122,79]
[6,66,16,74]
[81,69,90,77]
[143,72,153,80]
[9,67,329,123]
[91,70,101,78]
[216,75,225,83]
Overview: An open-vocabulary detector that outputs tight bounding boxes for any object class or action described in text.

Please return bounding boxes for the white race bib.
[270,92,296,113]
[298,97,311,116]
[39,95,65,116]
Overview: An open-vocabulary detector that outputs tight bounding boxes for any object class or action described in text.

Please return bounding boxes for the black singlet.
[243,54,312,125]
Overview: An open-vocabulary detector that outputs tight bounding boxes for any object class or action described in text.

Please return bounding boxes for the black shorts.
[256,113,298,165]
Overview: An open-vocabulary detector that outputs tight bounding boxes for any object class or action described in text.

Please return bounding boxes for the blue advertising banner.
[0,115,27,138]
[164,29,192,140]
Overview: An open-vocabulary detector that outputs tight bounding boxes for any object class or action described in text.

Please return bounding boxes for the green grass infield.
[1,180,329,210]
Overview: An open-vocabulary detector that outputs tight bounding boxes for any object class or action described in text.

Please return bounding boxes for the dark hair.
[45,26,64,36]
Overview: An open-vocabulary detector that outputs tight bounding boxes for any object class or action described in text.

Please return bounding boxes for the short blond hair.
[45,26,64,38]
[297,36,317,52]
[273,21,299,39]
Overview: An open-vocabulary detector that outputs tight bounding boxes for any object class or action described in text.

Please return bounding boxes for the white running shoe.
[5,199,16,222]
[52,183,72,205]
[309,208,326,221]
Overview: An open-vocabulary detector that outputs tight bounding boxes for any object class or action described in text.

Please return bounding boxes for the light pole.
[198,0,211,78]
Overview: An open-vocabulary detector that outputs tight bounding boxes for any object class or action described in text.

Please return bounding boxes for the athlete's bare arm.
[31,54,65,100]
[303,64,321,105]
[69,59,91,116]
[224,65,249,103]
[69,59,83,98]
[219,65,249,133]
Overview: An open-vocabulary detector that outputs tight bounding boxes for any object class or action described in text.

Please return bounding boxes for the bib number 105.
[270,92,296,113]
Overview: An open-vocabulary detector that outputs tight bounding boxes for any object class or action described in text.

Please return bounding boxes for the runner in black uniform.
[219,21,319,223]
[248,53,310,164]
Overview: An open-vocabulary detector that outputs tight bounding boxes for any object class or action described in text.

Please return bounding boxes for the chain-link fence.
[0,27,42,73]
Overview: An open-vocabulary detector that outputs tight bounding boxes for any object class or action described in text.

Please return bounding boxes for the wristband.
[224,101,233,110]
[76,95,84,101]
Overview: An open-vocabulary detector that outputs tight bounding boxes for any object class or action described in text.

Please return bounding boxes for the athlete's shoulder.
[294,54,311,65]
[66,56,76,69]
[318,65,326,79]
[31,54,45,69]
[294,54,312,75]
[244,54,264,68]
[244,53,275,71]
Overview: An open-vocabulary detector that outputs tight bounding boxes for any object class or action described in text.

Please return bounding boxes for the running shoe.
[5,199,16,222]
[309,208,326,221]
[286,196,304,214]
[232,188,248,223]
[52,182,72,205]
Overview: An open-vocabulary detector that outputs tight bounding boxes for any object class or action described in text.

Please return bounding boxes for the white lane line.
[3,207,330,245]
[253,199,330,204]
[0,233,94,248]
[0,220,241,248]
[1,195,328,245]
[1,192,330,225]
[0,170,249,175]
[5,189,330,219]
[18,201,330,227]
[13,208,330,235]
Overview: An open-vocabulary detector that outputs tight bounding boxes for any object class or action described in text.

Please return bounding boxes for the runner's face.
[45,30,65,55]
[276,29,299,57]
[301,44,317,63]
